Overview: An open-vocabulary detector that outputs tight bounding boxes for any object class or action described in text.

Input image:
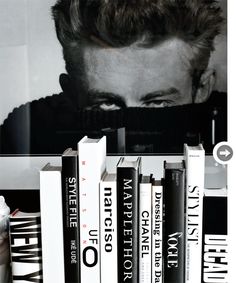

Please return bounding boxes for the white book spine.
[139,181,152,283]
[99,174,117,283]
[184,144,205,283]
[39,165,65,283]
[152,183,163,283]
[78,136,106,283]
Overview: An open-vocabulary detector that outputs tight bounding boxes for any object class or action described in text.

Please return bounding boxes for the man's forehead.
[80,37,194,98]
[82,37,194,72]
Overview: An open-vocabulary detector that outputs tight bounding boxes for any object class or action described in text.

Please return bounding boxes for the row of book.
[0,136,228,283]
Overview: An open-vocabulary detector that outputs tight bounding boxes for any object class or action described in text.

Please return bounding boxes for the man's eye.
[98,102,121,110]
[90,101,121,111]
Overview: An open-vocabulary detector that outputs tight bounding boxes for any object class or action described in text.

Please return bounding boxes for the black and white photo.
[0,0,227,154]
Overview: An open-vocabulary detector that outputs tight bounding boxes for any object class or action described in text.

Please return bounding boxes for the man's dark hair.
[52,0,223,76]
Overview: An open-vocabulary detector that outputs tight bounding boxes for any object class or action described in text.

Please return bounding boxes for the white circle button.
[213,142,233,164]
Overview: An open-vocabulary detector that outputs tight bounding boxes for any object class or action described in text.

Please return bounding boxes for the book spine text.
[164,166,185,283]
[117,167,139,283]
[139,182,152,283]
[100,177,118,283]
[152,184,163,283]
[10,216,42,283]
[62,154,80,283]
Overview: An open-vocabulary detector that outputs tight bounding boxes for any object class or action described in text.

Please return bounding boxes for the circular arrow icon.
[219,148,231,158]
[213,142,233,164]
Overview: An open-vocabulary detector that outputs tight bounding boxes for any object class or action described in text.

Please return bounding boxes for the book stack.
[0,136,228,283]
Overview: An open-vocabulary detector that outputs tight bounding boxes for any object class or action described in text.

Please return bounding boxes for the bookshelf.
[0,154,228,283]
[0,154,227,215]
[0,154,227,214]
[0,155,227,191]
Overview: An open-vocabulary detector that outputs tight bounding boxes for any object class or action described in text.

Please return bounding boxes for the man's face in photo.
[71,37,212,110]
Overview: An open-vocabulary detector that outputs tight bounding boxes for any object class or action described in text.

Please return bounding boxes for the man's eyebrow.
[140,88,179,101]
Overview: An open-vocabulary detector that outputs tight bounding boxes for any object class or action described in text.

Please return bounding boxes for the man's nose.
[125,97,140,107]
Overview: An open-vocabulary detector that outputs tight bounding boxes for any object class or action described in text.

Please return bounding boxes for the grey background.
[0,0,227,124]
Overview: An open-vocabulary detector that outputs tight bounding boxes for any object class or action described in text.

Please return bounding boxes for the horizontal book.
[9,210,42,283]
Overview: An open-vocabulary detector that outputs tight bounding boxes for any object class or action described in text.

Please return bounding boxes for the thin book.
[116,157,141,283]
[78,136,106,283]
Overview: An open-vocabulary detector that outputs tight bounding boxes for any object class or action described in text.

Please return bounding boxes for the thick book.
[202,188,228,283]
[78,136,106,283]
[116,156,141,283]
[184,144,205,283]
[163,161,186,283]
[61,148,80,283]
[99,173,118,283]
[152,180,163,283]
[39,164,64,283]
[139,175,152,283]
[9,210,42,283]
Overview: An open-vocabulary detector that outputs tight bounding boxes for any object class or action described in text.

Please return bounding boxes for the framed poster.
[0,0,227,154]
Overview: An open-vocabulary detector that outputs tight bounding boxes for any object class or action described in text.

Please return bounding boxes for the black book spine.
[61,154,80,283]
[201,195,227,283]
[164,166,185,283]
[117,167,140,283]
